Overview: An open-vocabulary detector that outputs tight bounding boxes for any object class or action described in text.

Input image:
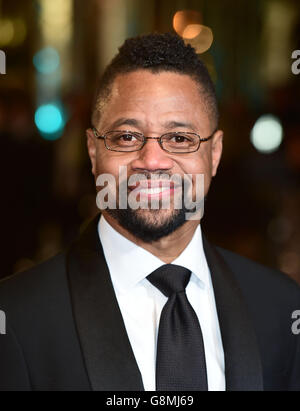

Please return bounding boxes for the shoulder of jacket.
[0,252,67,305]
[216,245,300,298]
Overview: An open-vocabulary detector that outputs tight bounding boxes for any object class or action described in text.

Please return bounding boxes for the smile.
[129,181,180,200]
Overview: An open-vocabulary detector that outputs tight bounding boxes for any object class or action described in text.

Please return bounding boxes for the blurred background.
[0,0,299,283]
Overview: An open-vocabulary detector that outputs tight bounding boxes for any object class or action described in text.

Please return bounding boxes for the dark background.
[0,0,299,283]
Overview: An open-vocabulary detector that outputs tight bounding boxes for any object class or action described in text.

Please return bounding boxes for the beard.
[106,206,190,243]
[99,170,204,243]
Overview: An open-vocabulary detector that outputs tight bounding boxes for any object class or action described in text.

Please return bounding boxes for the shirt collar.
[98,214,210,294]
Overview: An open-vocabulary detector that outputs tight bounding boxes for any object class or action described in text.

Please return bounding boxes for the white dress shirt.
[98,214,225,391]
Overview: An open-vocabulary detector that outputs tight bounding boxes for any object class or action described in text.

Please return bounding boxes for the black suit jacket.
[0,215,299,391]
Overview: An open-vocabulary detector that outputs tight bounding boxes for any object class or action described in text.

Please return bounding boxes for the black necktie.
[147,264,208,391]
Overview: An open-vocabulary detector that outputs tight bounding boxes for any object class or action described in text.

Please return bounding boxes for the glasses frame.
[91,127,215,154]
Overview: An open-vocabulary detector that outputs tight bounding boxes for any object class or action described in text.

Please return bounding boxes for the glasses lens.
[105,131,144,151]
[162,132,200,153]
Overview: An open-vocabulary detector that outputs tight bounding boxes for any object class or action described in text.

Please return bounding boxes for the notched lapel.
[66,215,144,391]
[203,237,264,391]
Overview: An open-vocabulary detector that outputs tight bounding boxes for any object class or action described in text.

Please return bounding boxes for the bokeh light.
[35,103,65,139]
[33,47,60,74]
[10,18,27,47]
[38,0,73,45]
[0,18,27,47]
[0,19,14,47]
[173,10,213,53]
[173,10,202,37]
[184,25,214,54]
[250,114,283,153]
[182,24,203,39]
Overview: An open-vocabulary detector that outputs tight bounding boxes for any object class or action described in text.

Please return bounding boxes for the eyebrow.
[108,118,197,132]
[163,120,196,131]
[109,118,140,129]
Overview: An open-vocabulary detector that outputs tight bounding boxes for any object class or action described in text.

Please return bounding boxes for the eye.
[109,131,143,147]
[119,133,138,142]
[170,134,193,143]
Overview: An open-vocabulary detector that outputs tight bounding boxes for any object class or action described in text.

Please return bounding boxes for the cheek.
[191,172,212,197]
[95,149,123,176]
[179,155,212,195]
[180,153,212,179]
[95,158,115,177]
[94,151,135,189]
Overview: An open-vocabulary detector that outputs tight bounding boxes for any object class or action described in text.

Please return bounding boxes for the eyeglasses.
[91,127,215,154]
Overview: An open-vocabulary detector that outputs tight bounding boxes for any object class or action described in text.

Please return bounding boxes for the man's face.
[87,70,223,241]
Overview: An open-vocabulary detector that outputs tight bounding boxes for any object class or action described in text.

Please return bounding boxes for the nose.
[131,137,174,172]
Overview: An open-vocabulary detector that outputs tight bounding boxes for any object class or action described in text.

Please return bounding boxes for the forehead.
[98,70,211,133]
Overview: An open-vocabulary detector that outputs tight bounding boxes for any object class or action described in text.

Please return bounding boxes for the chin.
[134,207,175,226]
[106,206,187,243]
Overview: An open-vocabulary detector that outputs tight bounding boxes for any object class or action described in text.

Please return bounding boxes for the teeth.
[139,187,171,194]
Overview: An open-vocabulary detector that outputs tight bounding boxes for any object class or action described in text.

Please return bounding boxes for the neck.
[102,212,200,263]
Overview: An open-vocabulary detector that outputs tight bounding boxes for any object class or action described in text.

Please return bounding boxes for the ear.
[86,128,97,176]
[211,130,223,177]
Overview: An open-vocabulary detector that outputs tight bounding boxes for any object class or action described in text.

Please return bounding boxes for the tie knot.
[147,264,191,297]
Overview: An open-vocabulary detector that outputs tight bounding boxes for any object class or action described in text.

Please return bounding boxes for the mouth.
[128,180,181,200]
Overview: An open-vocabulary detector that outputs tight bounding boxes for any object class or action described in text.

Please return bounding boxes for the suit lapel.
[66,215,144,391]
[203,237,263,391]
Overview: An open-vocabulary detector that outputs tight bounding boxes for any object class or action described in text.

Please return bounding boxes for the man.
[0,33,299,391]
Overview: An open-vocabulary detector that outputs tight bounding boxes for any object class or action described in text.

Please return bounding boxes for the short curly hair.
[92,32,218,127]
